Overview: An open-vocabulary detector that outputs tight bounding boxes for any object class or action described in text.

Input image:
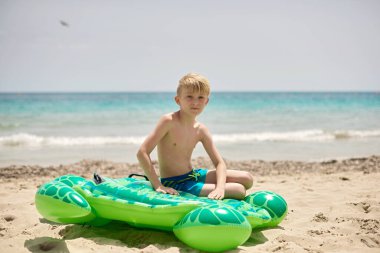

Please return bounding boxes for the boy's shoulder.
[160,112,176,122]
[156,112,177,129]
[194,121,208,130]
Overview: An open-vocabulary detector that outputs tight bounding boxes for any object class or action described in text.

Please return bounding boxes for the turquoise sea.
[0,92,379,165]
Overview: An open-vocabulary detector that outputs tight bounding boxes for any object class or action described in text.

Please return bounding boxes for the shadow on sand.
[25,220,269,252]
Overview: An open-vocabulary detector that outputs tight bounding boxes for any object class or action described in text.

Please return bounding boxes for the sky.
[0,0,379,92]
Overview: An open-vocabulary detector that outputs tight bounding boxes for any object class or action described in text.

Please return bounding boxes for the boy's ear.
[174,96,180,105]
[206,97,209,105]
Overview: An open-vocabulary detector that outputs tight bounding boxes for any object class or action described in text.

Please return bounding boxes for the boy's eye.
[187,95,193,99]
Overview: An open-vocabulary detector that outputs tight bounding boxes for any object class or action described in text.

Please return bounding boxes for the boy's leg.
[199,183,246,199]
[204,170,253,189]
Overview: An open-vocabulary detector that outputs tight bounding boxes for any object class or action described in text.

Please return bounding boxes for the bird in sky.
[59,20,69,27]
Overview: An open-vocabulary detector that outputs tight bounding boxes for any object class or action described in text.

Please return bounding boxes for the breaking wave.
[1,129,379,147]
[0,133,145,147]
[213,129,380,143]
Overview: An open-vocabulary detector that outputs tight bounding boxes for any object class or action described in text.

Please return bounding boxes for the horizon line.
[0,90,379,94]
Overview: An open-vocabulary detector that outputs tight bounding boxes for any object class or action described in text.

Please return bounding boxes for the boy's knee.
[237,184,246,200]
[229,183,246,200]
[241,172,253,189]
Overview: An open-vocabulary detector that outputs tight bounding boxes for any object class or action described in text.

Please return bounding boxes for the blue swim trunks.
[160,168,208,196]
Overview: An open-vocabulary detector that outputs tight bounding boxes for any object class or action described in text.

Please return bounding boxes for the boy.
[137,73,253,200]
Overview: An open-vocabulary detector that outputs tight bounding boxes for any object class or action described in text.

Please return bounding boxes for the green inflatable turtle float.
[35,174,287,252]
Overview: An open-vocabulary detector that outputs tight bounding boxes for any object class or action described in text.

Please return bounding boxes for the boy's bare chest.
[164,125,201,150]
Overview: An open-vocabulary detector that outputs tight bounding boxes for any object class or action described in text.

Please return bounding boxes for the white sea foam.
[1,130,379,147]
[214,129,380,143]
[0,133,145,147]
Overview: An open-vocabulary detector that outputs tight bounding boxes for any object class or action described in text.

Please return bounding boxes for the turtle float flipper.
[35,176,96,224]
[173,204,252,252]
[245,191,288,228]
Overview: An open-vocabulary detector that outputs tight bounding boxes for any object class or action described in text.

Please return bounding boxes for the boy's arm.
[200,125,226,200]
[136,115,178,195]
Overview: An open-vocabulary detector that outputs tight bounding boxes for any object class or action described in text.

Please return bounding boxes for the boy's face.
[175,88,209,116]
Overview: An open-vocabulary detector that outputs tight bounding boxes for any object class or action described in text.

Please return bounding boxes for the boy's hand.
[208,188,225,200]
[155,185,179,195]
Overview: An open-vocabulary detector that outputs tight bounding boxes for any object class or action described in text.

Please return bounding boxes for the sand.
[0,156,379,252]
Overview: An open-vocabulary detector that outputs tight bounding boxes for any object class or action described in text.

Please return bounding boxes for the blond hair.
[177,73,210,96]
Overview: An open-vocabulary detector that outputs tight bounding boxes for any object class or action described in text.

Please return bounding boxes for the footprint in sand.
[24,237,69,253]
[348,202,371,213]
[361,237,380,248]
[0,227,7,237]
[2,215,16,222]
[307,229,326,236]
[312,212,328,222]
[336,217,379,234]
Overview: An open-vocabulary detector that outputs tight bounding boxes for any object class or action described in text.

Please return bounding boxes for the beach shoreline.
[1,156,379,252]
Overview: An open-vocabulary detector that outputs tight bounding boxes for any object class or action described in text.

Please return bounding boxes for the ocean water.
[0,92,379,166]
